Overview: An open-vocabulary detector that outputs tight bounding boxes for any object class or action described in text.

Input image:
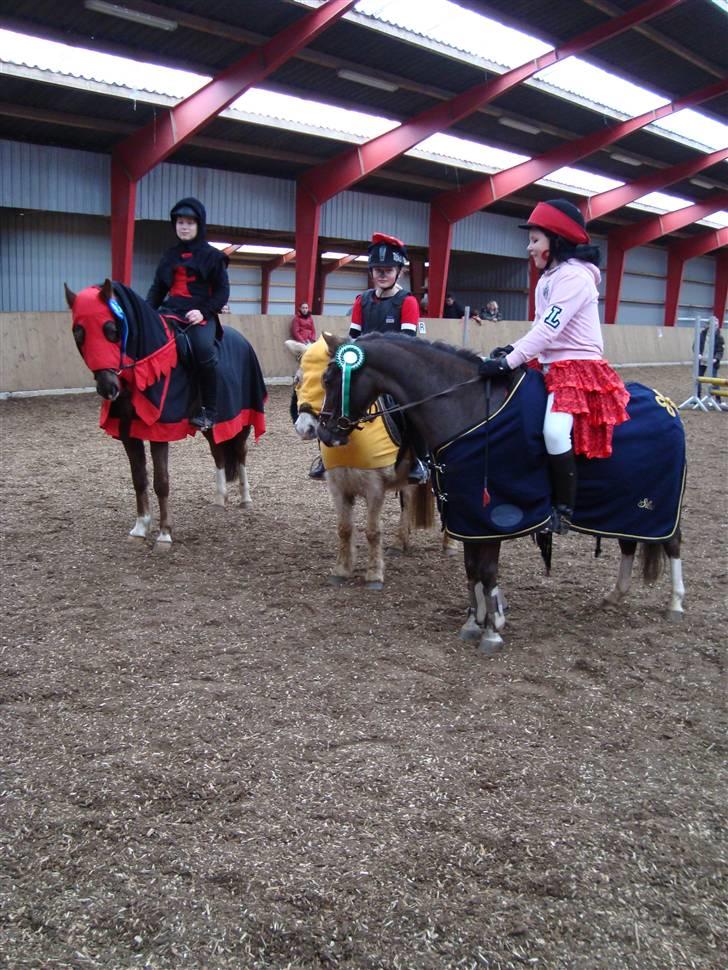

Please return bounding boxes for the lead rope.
[482,379,492,506]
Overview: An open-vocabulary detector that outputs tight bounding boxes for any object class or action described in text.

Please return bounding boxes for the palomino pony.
[291,336,434,589]
[65,279,266,550]
[317,333,686,653]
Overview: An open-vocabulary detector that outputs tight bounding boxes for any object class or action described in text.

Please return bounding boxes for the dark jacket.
[146,197,230,320]
[443,299,464,319]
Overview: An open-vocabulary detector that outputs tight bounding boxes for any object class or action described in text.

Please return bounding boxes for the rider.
[477,199,630,534]
[146,197,230,431]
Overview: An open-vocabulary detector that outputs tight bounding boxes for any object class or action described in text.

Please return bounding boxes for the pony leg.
[442,532,460,557]
[236,428,252,508]
[463,543,505,655]
[665,532,685,621]
[602,540,636,608]
[149,441,171,550]
[363,485,387,590]
[667,556,685,620]
[393,486,414,553]
[330,485,356,583]
[214,465,228,507]
[122,437,151,541]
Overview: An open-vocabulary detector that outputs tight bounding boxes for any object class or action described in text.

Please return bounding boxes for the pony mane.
[361,332,482,367]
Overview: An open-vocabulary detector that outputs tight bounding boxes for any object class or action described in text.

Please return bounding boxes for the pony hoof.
[459,624,481,642]
[240,499,253,509]
[126,533,147,544]
[213,495,226,508]
[478,633,504,656]
[666,609,684,623]
[365,580,384,591]
[329,575,348,586]
[154,538,172,554]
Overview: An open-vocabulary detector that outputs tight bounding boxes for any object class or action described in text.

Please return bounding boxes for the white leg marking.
[129,514,151,539]
[214,467,227,507]
[239,465,252,507]
[474,581,487,626]
[489,585,507,632]
[668,557,685,617]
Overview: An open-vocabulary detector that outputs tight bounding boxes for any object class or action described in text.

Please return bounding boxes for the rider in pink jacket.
[479,199,629,534]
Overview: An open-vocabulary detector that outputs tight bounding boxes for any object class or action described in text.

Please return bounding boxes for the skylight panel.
[354,0,549,66]
[232,88,396,140]
[535,59,667,117]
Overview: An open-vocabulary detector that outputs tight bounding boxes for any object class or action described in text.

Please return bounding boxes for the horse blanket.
[434,370,685,543]
[99,283,266,444]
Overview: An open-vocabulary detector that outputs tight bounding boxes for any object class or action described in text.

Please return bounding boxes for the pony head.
[65,279,127,399]
[317,333,380,446]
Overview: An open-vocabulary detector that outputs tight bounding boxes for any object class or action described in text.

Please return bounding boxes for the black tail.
[222,441,239,483]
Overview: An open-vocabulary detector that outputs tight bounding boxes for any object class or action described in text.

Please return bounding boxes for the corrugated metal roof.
[1,0,726,238]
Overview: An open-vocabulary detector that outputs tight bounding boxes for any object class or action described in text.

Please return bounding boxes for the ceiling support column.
[713,249,728,325]
[426,208,454,319]
[662,228,727,326]
[604,192,728,323]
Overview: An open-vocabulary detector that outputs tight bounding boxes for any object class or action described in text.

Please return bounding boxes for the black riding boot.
[547,449,577,535]
[406,426,430,485]
[309,454,326,480]
[191,362,218,431]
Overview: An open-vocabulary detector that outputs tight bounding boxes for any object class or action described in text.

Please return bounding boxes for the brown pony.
[317,333,686,654]
[65,279,266,550]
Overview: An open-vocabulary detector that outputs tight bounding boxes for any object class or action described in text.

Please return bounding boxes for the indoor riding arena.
[1,1,726,968]
[3,363,726,969]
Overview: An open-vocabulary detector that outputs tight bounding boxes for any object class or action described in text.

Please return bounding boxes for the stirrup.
[548,504,573,536]
[190,407,216,432]
[308,456,326,480]
[407,458,430,486]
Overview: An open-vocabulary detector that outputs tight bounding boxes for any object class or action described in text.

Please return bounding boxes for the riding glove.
[489,344,514,358]
[478,357,511,379]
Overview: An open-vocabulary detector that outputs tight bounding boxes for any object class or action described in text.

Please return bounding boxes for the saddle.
[162,313,221,375]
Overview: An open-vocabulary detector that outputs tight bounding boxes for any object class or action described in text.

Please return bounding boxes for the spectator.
[481,300,503,322]
[698,319,724,379]
[443,293,465,319]
[290,301,316,344]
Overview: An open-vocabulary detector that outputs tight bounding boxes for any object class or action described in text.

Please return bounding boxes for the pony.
[290,336,434,589]
[317,333,686,653]
[65,279,266,550]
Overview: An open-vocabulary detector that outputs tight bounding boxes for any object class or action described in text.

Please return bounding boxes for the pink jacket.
[505,260,604,369]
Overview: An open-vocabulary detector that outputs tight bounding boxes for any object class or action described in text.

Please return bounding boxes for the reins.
[320,372,484,434]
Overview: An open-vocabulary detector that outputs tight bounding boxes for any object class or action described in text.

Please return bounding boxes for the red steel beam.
[261,250,296,314]
[425,79,726,316]
[110,0,357,281]
[714,248,728,323]
[583,145,728,222]
[605,191,728,324]
[663,227,728,326]
[295,0,685,305]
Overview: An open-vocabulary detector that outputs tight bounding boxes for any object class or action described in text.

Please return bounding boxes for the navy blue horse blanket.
[100,283,266,444]
[434,369,685,543]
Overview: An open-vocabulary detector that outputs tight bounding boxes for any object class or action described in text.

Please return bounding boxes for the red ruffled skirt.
[544,359,630,459]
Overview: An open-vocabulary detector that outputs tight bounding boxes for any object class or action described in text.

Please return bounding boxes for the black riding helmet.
[367,232,408,272]
[170,197,208,239]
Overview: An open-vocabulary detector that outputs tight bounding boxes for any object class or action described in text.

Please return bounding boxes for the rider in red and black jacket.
[146,197,229,431]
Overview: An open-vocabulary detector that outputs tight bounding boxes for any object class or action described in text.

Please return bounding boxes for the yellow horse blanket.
[297,337,399,470]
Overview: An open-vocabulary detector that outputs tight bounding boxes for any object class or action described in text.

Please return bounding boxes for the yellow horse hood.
[296,335,398,471]
[296,335,330,414]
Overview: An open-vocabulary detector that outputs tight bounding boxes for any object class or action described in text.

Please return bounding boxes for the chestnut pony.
[65,279,266,550]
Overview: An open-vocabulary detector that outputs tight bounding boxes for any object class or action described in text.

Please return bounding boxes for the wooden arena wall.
[0,313,693,394]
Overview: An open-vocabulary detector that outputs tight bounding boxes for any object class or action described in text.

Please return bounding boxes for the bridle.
[317,342,485,436]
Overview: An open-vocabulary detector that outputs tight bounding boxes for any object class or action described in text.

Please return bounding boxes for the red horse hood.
[71,286,131,373]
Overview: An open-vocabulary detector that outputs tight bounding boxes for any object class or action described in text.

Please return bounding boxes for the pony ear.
[101,278,114,302]
[64,283,77,308]
[323,332,345,356]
